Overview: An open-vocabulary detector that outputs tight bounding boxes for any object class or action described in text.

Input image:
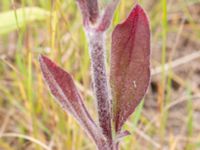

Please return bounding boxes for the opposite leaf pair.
[39,2,150,150]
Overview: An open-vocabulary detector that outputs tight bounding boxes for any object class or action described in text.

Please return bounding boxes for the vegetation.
[0,0,200,150]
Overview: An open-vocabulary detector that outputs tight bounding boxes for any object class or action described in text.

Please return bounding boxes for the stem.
[87,31,112,143]
[95,139,119,150]
[77,0,121,148]
[113,143,119,150]
[96,142,119,150]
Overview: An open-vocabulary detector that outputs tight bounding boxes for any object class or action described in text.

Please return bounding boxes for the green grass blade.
[0,7,50,34]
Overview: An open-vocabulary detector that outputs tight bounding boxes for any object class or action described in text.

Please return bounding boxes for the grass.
[0,0,200,150]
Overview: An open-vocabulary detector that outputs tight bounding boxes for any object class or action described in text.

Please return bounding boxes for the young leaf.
[76,0,99,26]
[97,0,119,31]
[39,55,107,148]
[110,4,151,132]
[87,0,99,23]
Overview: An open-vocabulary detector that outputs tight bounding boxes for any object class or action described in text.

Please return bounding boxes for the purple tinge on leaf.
[76,0,99,25]
[39,55,106,147]
[87,0,99,23]
[110,4,151,132]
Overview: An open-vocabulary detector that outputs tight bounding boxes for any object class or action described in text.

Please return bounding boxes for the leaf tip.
[38,54,56,71]
[38,54,47,62]
[38,54,46,65]
[128,4,149,20]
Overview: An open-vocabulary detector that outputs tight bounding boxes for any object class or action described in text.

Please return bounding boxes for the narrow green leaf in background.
[0,7,50,35]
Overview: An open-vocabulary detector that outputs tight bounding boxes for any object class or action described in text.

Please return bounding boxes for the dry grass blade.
[152,51,200,76]
[0,133,51,150]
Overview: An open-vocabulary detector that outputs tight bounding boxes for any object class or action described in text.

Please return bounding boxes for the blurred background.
[0,0,200,150]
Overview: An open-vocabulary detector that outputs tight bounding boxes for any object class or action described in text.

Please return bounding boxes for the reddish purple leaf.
[76,0,99,25]
[39,55,107,148]
[110,4,151,132]
[87,0,99,23]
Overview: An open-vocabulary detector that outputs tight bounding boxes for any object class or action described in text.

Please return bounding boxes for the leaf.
[110,4,151,132]
[39,55,107,148]
[132,99,145,130]
[87,0,99,23]
[115,130,131,143]
[0,7,49,35]
[97,0,119,31]
[76,0,99,25]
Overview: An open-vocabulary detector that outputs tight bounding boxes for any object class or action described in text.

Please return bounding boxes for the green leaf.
[132,99,144,130]
[0,7,50,35]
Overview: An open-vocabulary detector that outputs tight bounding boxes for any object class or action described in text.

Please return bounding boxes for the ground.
[0,0,200,150]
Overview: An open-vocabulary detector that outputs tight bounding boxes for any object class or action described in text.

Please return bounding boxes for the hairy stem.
[96,142,119,150]
[113,142,119,150]
[76,0,121,148]
[87,31,112,143]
